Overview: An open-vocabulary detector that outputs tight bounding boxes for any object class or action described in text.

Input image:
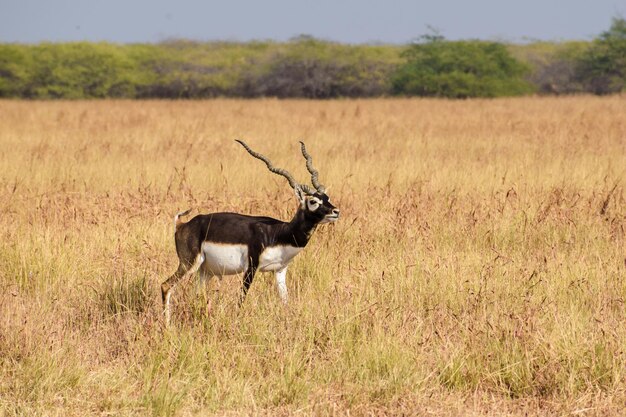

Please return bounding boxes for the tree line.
[0,18,624,99]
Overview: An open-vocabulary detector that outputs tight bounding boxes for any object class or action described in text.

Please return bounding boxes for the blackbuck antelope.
[161,140,339,325]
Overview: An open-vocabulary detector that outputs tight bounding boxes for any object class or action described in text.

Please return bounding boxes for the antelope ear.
[294,185,305,206]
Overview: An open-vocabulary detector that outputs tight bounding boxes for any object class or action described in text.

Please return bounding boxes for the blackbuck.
[161,140,340,325]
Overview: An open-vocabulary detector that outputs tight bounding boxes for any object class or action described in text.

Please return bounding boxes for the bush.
[575,17,626,94]
[23,43,138,98]
[129,41,246,98]
[0,45,33,97]
[511,42,589,94]
[236,37,397,98]
[9,36,626,99]
[0,38,400,99]
[392,35,533,98]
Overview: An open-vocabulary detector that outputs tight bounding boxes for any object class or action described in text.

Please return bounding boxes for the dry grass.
[0,97,625,416]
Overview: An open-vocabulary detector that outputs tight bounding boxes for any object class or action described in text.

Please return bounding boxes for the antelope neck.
[282,208,319,247]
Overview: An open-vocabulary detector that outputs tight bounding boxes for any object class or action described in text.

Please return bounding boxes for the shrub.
[129,41,244,98]
[23,43,138,98]
[236,37,397,98]
[0,45,32,97]
[575,17,626,94]
[512,42,589,94]
[392,35,533,98]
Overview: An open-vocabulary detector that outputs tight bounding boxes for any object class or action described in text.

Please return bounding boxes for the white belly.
[201,242,249,276]
[259,245,303,272]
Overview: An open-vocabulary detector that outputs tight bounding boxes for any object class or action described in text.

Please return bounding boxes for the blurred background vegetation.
[0,17,624,99]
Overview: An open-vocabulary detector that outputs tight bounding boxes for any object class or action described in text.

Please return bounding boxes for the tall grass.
[0,97,624,415]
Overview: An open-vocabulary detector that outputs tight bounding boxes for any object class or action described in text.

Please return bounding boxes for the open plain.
[0,97,625,415]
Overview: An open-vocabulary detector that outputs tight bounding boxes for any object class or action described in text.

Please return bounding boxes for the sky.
[0,0,623,44]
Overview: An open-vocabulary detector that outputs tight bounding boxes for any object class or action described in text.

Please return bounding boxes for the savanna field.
[0,97,625,416]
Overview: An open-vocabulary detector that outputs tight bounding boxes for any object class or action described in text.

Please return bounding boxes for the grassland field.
[0,97,625,416]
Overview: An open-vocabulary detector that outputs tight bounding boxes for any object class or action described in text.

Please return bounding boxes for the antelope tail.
[173,209,192,233]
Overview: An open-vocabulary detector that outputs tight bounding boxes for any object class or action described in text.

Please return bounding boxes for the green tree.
[0,45,32,97]
[576,17,626,94]
[26,43,138,98]
[392,35,532,98]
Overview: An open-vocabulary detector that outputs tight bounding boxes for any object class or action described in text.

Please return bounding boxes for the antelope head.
[235,139,340,224]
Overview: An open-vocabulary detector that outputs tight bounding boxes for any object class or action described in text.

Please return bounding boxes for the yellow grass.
[0,97,625,416]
